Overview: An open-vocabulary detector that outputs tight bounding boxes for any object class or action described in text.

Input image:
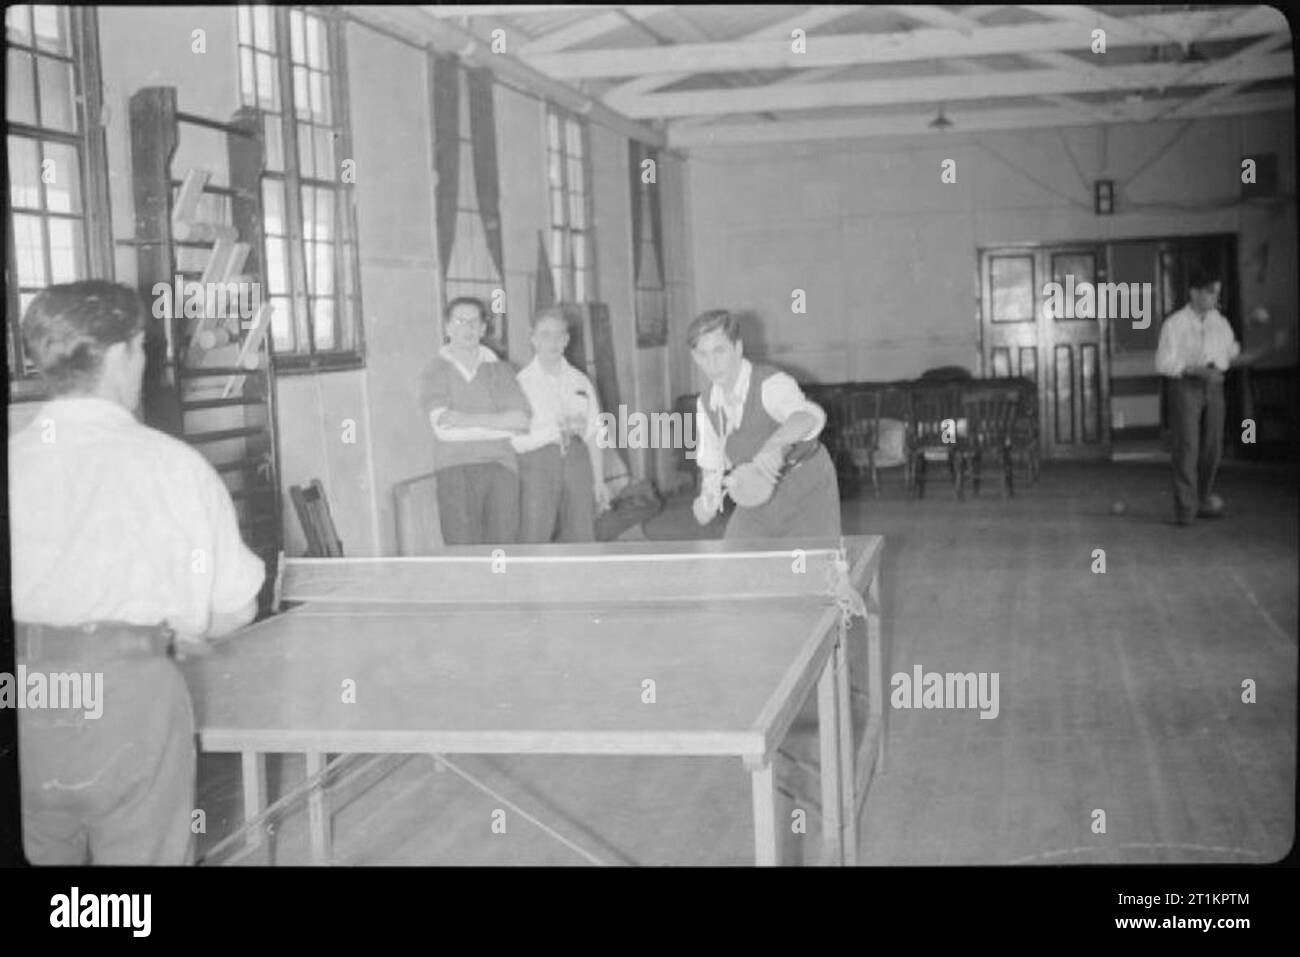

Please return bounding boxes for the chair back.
[908,384,962,447]
[962,386,1021,449]
[393,472,445,554]
[289,479,343,557]
[839,388,880,469]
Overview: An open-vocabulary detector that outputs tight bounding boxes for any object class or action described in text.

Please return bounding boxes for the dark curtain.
[467,66,504,280]
[431,53,460,277]
[628,140,643,284]
[535,231,555,311]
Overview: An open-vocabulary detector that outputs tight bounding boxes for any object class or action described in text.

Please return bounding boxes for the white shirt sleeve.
[196,460,266,618]
[760,372,826,440]
[1154,314,1186,378]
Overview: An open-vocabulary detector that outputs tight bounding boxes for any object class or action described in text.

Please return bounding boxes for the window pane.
[300,185,316,241]
[264,114,283,171]
[239,47,255,105]
[314,125,334,180]
[6,6,32,45]
[567,157,583,193]
[32,4,67,55]
[8,135,41,208]
[312,297,335,350]
[293,65,310,120]
[13,214,45,285]
[338,298,356,351]
[550,229,563,271]
[289,8,305,63]
[569,192,584,230]
[573,234,586,271]
[314,187,333,242]
[7,50,36,125]
[268,296,293,351]
[37,56,75,131]
[549,188,564,226]
[42,141,80,213]
[262,178,284,235]
[265,236,288,294]
[237,5,252,47]
[297,121,315,178]
[47,217,82,283]
[253,5,273,52]
[547,149,562,188]
[255,52,277,110]
[565,119,581,156]
[991,255,1034,323]
[312,72,331,125]
[303,239,314,290]
[313,241,334,296]
[547,110,559,148]
[306,15,326,70]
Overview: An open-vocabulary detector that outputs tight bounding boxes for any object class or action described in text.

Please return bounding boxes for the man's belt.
[15,621,174,662]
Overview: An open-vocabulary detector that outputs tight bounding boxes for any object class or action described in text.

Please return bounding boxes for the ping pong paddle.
[724,461,779,508]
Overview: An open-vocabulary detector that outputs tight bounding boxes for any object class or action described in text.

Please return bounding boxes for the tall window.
[237,5,362,368]
[6,4,108,387]
[545,103,593,303]
[444,65,502,331]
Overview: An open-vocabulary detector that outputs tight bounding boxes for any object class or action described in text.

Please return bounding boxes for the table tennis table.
[183,536,884,866]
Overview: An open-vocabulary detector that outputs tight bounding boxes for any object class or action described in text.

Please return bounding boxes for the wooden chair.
[839,388,881,496]
[393,472,444,555]
[1007,378,1041,486]
[960,386,1021,498]
[906,384,964,499]
[289,479,343,557]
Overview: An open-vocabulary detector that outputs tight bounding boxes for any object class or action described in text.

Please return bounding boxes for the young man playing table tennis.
[421,296,532,544]
[9,281,265,864]
[511,306,611,542]
[688,308,841,539]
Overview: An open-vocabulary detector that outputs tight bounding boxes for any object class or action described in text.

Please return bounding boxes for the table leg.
[748,761,779,866]
[816,649,844,866]
[867,569,884,770]
[240,751,269,864]
[304,751,331,865]
[835,626,858,866]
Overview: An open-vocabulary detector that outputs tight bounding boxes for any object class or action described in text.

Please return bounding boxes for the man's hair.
[532,304,573,331]
[445,296,488,322]
[686,308,741,348]
[1187,264,1221,293]
[22,281,146,395]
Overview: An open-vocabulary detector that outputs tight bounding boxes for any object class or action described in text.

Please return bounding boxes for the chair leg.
[971,451,982,497]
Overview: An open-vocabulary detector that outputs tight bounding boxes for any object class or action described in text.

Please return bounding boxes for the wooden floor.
[195,459,1297,865]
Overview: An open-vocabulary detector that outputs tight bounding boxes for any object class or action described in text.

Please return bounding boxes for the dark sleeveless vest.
[703,362,819,468]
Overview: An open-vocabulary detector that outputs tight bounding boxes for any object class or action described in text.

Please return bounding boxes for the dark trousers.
[725,444,842,541]
[435,461,520,545]
[1168,374,1226,518]
[518,440,596,543]
[18,628,196,865]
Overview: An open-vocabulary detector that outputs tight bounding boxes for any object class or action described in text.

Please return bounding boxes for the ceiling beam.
[422,5,627,17]
[596,5,860,101]
[348,6,667,148]
[668,90,1293,147]
[611,53,1293,118]
[516,5,667,56]
[889,5,978,35]
[527,8,1287,79]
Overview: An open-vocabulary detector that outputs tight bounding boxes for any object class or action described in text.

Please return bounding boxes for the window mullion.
[275,6,311,355]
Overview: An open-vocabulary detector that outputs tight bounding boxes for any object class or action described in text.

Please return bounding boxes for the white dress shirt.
[694,359,825,473]
[510,356,605,454]
[1155,305,1241,377]
[8,396,265,635]
[428,344,515,441]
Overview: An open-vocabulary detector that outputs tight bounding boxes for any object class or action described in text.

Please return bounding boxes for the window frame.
[543,100,596,305]
[236,4,364,374]
[5,4,112,401]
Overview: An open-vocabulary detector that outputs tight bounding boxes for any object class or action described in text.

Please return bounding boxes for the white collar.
[439,343,498,380]
[710,359,752,410]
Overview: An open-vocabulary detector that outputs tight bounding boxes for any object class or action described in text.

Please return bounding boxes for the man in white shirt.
[512,307,610,542]
[1154,267,1263,524]
[689,309,841,539]
[9,281,266,864]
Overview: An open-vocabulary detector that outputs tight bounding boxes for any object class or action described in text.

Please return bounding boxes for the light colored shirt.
[1155,305,1240,377]
[511,356,605,454]
[694,359,825,474]
[428,344,516,442]
[8,396,265,635]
